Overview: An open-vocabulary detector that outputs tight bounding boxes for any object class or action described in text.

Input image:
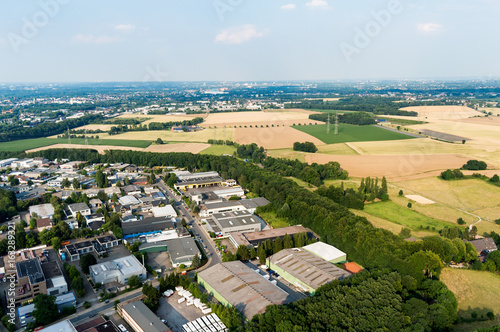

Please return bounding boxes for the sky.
[0,0,499,82]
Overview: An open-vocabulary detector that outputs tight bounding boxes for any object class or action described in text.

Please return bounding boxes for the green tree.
[124,177,131,186]
[399,228,412,238]
[32,294,59,325]
[283,233,294,249]
[398,189,404,197]
[127,275,142,288]
[249,246,256,259]
[72,178,80,189]
[407,202,412,208]
[457,218,465,225]
[191,254,201,268]
[236,245,250,261]
[156,138,163,145]
[273,237,283,254]
[62,178,71,188]
[490,174,500,183]
[51,237,61,250]
[80,253,97,274]
[29,217,37,230]
[116,180,122,187]
[257,244,266,265]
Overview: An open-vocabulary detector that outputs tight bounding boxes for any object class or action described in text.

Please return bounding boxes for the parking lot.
[156,292,205,332]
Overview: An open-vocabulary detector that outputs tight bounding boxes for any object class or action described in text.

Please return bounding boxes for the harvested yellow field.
[479,107,500,115]
[457,116,500,127]
[267,149,307,162]
[203,110,321,127]
[234,126,324,149]
[317,143,360,155]
[26,144,143,154]
[304,154,470,180]
[145,143,210,154]
[106,128,234,143]
[117,113,202,124]
[399,105,482,119]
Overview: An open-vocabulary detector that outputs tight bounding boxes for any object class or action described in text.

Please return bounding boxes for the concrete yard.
[156,293,205,332]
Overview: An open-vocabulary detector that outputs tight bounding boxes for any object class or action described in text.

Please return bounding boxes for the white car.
[163,289,174,297]
[118,325,128,332]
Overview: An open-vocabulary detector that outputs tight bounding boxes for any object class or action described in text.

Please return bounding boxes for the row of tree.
[309,111,377,125]
[109,117,203,135]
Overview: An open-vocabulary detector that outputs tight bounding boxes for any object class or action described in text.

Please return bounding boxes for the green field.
[292,124,415,144]
[441,268,500,330]
[363,200,453,232]
[199,145,236,156]
[0,138,152,152]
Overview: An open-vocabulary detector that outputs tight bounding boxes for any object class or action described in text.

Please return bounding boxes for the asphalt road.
[158,180,221,270]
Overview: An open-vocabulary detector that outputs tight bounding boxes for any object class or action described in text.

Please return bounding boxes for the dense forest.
[309,111,377,125]
[0,114,104,142]
[290,96,421,116]
[20,147,467,330]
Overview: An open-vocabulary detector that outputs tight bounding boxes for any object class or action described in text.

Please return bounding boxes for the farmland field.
[199,145,237,156]
[234,126,323,149]
[145,143,210,154]
[362,200,454,231]
[106,128,234,143]
[0,137,151,152]
[203,110,322,127]
[304,153,470,180]
[441,268,500,321]
[116,113,202,124]
[399,105,481,119]
[292,124,415,144]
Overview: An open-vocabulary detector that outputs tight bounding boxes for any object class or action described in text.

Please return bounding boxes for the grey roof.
[166,238,200,263]
[29,203,54,217]
[467,238,498,253]
[212,210,261,229]
[122,217,174,236]
[198,261,288,320]
[269,248,351,291]
[239,197,270,209]
[121,301,169,332]
[68,203,90,212]
[203,200,241,210]
[96,235,118,245]
[16,259,45,284]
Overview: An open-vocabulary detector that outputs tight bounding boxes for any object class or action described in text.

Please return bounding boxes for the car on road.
[105,299,110,303]
[163,289,174,297]
[161,319,167,324]
[118,324,128,332]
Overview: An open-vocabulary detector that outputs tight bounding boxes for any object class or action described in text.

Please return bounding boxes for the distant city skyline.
[1,0,499,82]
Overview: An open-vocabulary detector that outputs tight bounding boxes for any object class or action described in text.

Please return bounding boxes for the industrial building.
[302,242,347,263]
[204,210,263,237]
[182,314,227,332]
[197,261,288,320]
[118,300,169,332]
[122,217,175,239]
[229,225,319,248]
[29,203,54,219]
[268,248,351,295]
[89,255,146,285]
[166,237,201,267]
[199,197,270,217]
[174,171,224,190]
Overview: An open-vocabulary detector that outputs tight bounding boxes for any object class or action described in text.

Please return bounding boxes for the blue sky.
[0,0,499,82]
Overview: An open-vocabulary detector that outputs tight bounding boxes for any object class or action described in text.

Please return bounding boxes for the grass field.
[441,268,500,322]
[199,145,237,156]
[363,200,453,232]
[285,177,316,191]
[293,124,416,144]
[267,149,307,162]
[258,211,290,229]
[0,137,151,151]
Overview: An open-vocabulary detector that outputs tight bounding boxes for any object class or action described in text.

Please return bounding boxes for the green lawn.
[258,211,290,228]
[292,124,415,144]
[0,138,151,152]
[200,145,236,156]
[363,200,453,232]
[285,177,316,191]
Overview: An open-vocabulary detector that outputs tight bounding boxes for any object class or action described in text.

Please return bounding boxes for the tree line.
[309,111,377,125]
[109,117,203,135]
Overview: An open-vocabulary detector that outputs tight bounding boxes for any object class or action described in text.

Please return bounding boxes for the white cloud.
[305,0,329,9]
[72,34,94,44]
[215,25,268,45]
[417,23,442,33]
[281,4,296,10]
[71,34,121,44]
[115,24,136,32]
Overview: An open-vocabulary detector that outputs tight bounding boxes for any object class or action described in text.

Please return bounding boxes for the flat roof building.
[118,300,169,332]
[229,225,319,248]
[89,255,146,285]
[166,237,201,267]
[122,217,175,238]
[302,242,347,263]
[29,203,55,219]
[13,258,47,307]
[151,205,176,218]
[67,203,91,218]
[204,210,262,237]
[197,261,288,320]
[268,248,351,295]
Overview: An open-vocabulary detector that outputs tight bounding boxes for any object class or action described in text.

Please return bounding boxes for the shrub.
[83,301,91,309]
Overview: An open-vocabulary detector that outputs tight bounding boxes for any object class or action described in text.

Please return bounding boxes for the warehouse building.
[197,261,288,320]
[174,171,224,191]
[229,225,319,248]
[118,300,169,332]
[268,248,351,295]
[166,237,201,267]
[122,217,175,239]
[302,242,347,263]
[89,255,146,285]
[204,210,263,237]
